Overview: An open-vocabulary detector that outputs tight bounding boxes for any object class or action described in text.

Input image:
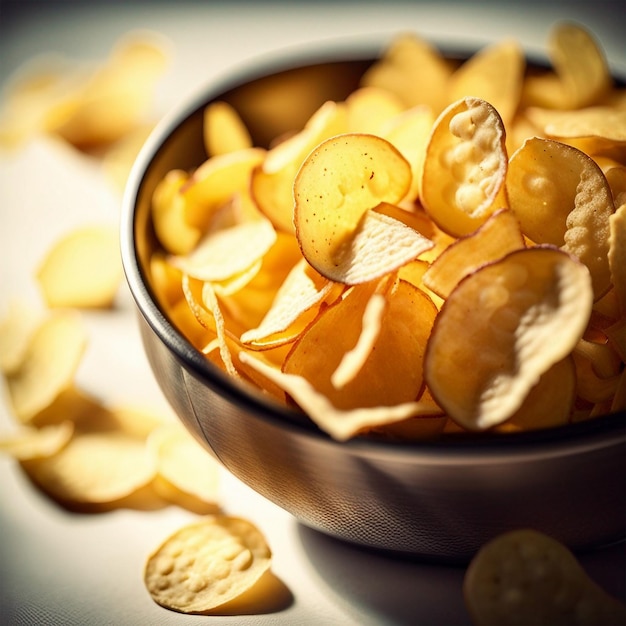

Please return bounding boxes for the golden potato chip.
[507,137,614,298]
[463,529,626,626]
[203,100,253,157]
[6,310,87,423]
[421,97,508,237]
[251,100,347,233]
[144,515,272,614]
[423,208,526,299]
[294,133,432,283]
[147,422,220,505]
[0,421,73,461]
[36,225,123,308]
[182,148,265,231]
[240,350,440,441]
[448,39,525,128]
[0,299,42,374]
[609,203,626,316]
[360,32,453,112]
[240,259,341,348]
[151,169,202,255]
[424,247,594,431]
[170,217,276,282]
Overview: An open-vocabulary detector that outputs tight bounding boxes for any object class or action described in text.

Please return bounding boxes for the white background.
[1,1,624,624]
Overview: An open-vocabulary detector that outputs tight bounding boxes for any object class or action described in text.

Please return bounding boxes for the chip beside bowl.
[121,34,626,561]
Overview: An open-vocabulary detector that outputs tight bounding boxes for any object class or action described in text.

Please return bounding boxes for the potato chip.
[609,203,626,316]
[448,39,525,128]
[345,86,405,134]
[0,421,73,461]
[151,169,202,255]
[203,100,253,157]
[182,148,265,232]
[423,208,526,299]
[251,100,347,233]
[421,97,508,237]
[463,529,626,626]
[240,259,341,348]
[6,310,87,423]
[36,225,123,308]
[147,422,220,506]
[294,133,432,283]
[424,247,594,431]
[240,350,440,441]
[144,515,272,614]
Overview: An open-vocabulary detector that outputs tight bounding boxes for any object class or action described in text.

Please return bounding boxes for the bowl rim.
[120,35,626,459]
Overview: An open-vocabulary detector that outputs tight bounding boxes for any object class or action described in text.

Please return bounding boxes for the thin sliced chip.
[182,147,265,231]
[203,100,253,157]
[170,217,276,282]
[463,529,626,626]
[147,422,220,505]
[144,515,272,614]
[507,137,614,298]
[423,208,526,299]
[448,39,525,128]
[424,247,594,431]
[251,100,348,233]
[0,421,73,460]
[6,310,88,423]
[151,169,202,255]
[421,97,508,237]
[36,225,123,308]
[240,351,439,441]
[240,259,340,347]
[283,277,437,414]
[294,133,432,283]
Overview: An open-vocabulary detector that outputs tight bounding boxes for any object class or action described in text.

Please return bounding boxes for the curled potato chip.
[151,169,202,255]
[36,225,123,308]
[294,133,432,283]
[425,247,594,431]
[144,515,272,614]
[0,300,42,374]
[203,100,253,157]
[507,137,614,298]
[6,310,87,423]
[421,97,508,237]
[423,208,526,299]
[463,529,626,626]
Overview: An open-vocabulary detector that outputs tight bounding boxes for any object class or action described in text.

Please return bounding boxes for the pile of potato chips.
[147,22,626,441]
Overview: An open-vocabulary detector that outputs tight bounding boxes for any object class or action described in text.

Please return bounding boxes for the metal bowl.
[121,39,626,562]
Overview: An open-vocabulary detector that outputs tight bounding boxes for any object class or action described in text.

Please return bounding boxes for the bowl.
[121,38,626,562]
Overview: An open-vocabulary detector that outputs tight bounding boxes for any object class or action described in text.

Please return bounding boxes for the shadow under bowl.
[121,39,626,562]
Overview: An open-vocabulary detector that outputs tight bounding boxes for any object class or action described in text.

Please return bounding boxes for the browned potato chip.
[144,516,272,614]
[464,529,626,626]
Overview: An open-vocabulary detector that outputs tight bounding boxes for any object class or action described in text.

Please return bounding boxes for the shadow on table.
[296,523,469,626]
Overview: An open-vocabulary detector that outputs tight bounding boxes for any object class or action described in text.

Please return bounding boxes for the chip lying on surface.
[146,22,625,441]
[463,529,626,626]
[144,515,272,614]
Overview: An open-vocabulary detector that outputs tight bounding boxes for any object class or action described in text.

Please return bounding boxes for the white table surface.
[1,2,624,624]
